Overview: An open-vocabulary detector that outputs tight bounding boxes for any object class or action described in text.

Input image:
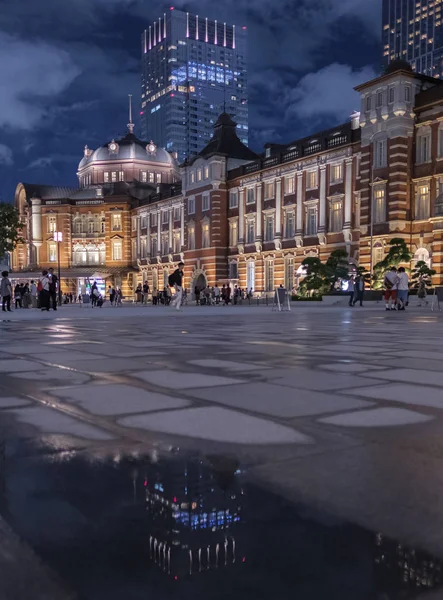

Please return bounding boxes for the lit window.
[285,257,294,291]
[264,259,274,292]
[173,231,181,254]
[119,171,124,182]
[264,182,275,199]
[374,188,386,223]
[202,222,210,248]
[112,240,122,260]
[188,197,195,214]
[247,188,255,204]
[48,216,57,233]
[284,177,295,195]
[330,201,343,233]
[141,172,147,183]
[111,172,117,182]
[190,170,195,184]
[156,173,162,183]
[112,214,122,231]
[204,166,210,178]
[188,226,195,250]
[229,220,238,246]
[202,194,210,211]
[307,170,318,189]
[197,169,202,182]
[330,163,343,184]
[247,261,255,291]
[149,172,155,183]
[229,191,238,208]
[104,172,109,183]
[48,242,57,262]
[416,184,430,219]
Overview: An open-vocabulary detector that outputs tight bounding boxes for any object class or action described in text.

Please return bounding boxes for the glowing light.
[140,111,144,115]
[170,5,174,9]
[144,479,148,487]
[214,19,218,44]
[174,576,178,581]
[242,26,247,30]
[173,496,177,502]
[196,15,199,40]
[242,557,246,563]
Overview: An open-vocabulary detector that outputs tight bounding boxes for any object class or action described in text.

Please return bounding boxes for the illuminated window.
[111,171,117,182]
[149,172,155,183]
[285,257,294,291]
[374,188,386,223]
[119,171,124,182]
[188,226,195,250]
[416,184,430,219]
[156,173,162,183]
[141,171,147,183]
[307,170,318,189]
[202,222,210,248]
[48,242,57,262]
[104,172,109,183]
[247,260,255,291]
[173,231,181,254]
[197,168,202,182]
[264,259,274,292]
[112,214,122,231]
[112,240,122,260]
[204,166,210,179]
[229,220,238,246]
[284,177,295,195]
[188,197,195,214]
[247,188,255,204]
[330,201,343,232]
[330,163,343,184]
[190,171,195,183]
[229,191,238,208]
[47,216,57,233]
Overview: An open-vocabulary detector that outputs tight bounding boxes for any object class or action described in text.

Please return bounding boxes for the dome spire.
[127,94,134,134]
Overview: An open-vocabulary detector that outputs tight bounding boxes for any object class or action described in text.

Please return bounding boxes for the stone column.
[180,203,184,249]
[295,172,303,247]
[255,183,262,250]
[343,158,353,244]
[318,165,327,244]
[31,197,42,266]
[136,215,141,258]
[238,187,245,243]
[274,178,282,250]
[157,211,161,255]
[146,213,151,258]
[168,207,173,253]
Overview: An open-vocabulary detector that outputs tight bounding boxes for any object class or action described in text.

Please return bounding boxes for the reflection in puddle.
[1,447,442,599]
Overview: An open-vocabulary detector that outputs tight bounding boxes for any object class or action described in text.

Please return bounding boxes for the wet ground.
[2,304,443,599]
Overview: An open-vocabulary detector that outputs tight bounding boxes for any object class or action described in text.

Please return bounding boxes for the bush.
[291,294,322,301]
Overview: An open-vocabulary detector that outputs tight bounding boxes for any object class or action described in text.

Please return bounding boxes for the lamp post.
[54,231,63,306]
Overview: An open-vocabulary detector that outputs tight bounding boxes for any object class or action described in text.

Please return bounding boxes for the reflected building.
[145,458,244,578]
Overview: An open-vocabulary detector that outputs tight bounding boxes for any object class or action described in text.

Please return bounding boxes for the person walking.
[1,271,12,312]
[225,284,231,305]
[39,270,51,311]
[384,266,399,311]
[214,284,220,304]
[90,281,98,307]
[169,261,184,311]
[48,267,58,310]
[353,274,365,307]
[14,284,22,309]
[143,281,149,305]
[347,276,355,307]
[30,280,38,308]
[397,266,409,311]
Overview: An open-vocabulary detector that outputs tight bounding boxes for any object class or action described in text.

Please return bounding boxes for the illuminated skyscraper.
[382,0,443,76]
[141,8,248,163]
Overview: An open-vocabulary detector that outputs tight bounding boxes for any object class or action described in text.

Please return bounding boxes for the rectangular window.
[229,221,238,246]
[229,191,238,208]
[284,177,295,195]
[48,242,57,263]
[161,235,169,255]
[156,173,162,183]
[405,86,411,101]
[197,168,202,182]
[306,207,317,235]
[417,135,430,163]
[119,171,124,182]
[202,194,210,211]
[190,171,195,184]
[162,210,169,224]
[265,260,274,292]
[246,219,255,244]
[307,170,318,189]
[264,215,274,241]
[375,139,387,168]
[202,223,210,248]
[330,163,343,184]
[140,237,147,258]
[439,128,443,158]
[151,212,158,227]
[88,220,95,234]
[111,171,117,182]
[188,227,195,250]
[204,166,210,179]
[188,197,195,214]
[377,92,383,107]
[285,257,294,291]
[48,216,57,233]
[330,201,343,232]
[112,214,122,231]
[247,261,255,291]
[132,239,137,260]
[247,188,255,204]
[104,172,109,183]
[173,207,181,221]
[366,96,372,111]
[149,172,155,183]
[173,232,181,254]
[132,216,137,231]
[284,212,295,238]
[416,184,430,219]
[112,240,122,260]
[141,215,148,229]
[141,171,147,183]
[151,237,158,256]
[229,262,238,279]
[389,87,395,103]
[374,188,386,223]
[264,181,275,199]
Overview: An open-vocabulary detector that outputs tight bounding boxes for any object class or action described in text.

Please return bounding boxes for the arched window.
[414,247,431,268]
[247,260,255,291]
[372,242,384,267]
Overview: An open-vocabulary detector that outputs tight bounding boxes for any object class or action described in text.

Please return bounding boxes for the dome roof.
[78,132,176,170]
[384,60,413,75]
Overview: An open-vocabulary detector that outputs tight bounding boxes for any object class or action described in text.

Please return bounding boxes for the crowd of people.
[1,268,60,312]
[194,284,254,306]
[346,267,410,311]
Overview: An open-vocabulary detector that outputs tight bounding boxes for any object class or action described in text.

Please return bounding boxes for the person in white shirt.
[384,267,399,311]
[396,266,409,311]
[214,285,221,304]
[29,280,38,308]
[39,270,51,312]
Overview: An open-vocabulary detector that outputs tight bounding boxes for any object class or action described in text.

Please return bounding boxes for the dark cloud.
[0,0,382,200]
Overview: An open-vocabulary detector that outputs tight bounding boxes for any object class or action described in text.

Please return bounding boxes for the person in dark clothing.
[169,262,184,311]
[225,285,231,305]
[14,284,22,309]
[48,268,59,310]
[353,275,365,307]
[1,271,12,312]
[90,281,98,307]
[39,270,51,311]
[195,286,200,305]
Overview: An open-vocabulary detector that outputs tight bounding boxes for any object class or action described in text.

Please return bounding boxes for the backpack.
[37,281,43,293]
[168,271,178,287]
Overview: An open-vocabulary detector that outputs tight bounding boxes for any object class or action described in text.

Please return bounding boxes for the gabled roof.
[190,113,258,164]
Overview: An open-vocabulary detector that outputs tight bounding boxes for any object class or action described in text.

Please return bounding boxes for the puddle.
[0,447,442,600]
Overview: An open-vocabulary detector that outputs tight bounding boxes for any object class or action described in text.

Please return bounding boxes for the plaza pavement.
[1,302,443,597]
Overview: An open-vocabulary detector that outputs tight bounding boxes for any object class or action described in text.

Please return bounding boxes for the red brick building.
[12,61,443,297]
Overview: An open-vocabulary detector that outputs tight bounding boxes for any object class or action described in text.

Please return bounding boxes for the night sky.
[0,0,381,201]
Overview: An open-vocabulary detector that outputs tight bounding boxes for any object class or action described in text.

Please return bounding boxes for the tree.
[411,260,436,299]
[325,249,350,292]
[0,203,24,261]
[298,257,329,296]
[373,237,412,289]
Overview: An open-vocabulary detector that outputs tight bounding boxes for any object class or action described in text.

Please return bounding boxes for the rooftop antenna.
[127,94,134,134]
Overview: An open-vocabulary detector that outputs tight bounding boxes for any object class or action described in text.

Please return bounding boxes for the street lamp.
[54,231,63,306]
